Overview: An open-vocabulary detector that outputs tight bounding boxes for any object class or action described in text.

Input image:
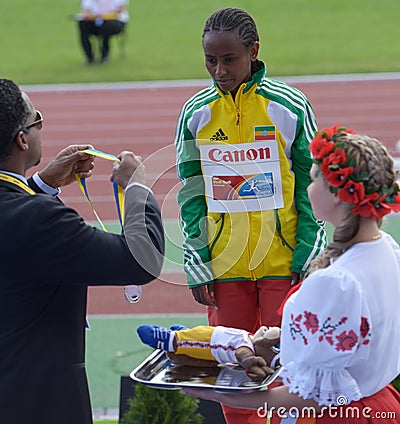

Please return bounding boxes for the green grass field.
[1,0,400,84]
[94,422,117,424]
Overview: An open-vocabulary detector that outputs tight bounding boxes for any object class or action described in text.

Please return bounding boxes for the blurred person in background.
[77,0,129,64]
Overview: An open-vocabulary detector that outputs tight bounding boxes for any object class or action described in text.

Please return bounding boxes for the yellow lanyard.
[0,172,36,195]
[75,148,125,231]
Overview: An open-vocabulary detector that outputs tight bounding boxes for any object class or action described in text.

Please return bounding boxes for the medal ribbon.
[77,148,141,303]
[75,148,125,230]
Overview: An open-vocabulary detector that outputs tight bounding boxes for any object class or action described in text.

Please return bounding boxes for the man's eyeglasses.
[21,110,43,132]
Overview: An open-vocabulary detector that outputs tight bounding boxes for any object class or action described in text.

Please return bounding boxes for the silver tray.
[130,349,283,393]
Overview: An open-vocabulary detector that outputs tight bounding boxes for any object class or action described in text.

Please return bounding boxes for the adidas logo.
[210,128,228,141]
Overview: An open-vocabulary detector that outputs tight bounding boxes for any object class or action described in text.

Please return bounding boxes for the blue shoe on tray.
[137,324,173,351]
[170,324,188,331]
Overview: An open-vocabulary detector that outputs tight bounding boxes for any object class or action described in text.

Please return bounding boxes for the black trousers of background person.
[78,20,124,62]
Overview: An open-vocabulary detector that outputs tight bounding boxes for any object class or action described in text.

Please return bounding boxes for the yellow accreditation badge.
[0,173,36,195]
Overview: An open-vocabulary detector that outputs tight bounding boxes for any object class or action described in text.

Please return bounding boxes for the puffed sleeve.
[280,268,372,406]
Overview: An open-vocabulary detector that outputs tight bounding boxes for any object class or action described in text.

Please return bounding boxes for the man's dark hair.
[0,79,30,163]
[202,8,263,74]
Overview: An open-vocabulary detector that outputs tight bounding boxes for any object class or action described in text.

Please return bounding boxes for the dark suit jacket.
[0,177,164,424]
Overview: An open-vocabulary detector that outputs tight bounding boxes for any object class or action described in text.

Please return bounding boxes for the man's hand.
[191,284,217,308]
[38,144,94,188]
[112,151,146,189]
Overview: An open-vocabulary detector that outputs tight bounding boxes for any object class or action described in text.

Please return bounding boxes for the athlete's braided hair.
[0,79,30,164]
[202,8,263,73]
[308,132,397,274]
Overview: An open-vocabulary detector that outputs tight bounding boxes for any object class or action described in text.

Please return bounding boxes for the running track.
[24,75,400,315]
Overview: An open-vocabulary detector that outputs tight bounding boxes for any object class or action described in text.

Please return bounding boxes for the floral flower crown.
[309,125,400,220]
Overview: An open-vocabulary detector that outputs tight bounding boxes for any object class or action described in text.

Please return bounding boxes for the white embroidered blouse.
[280,231,400,406]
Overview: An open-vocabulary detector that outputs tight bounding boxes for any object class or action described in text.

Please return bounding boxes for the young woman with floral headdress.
[182,125,400,423]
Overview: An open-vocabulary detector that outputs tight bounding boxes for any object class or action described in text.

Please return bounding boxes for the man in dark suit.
[0,78,165,424]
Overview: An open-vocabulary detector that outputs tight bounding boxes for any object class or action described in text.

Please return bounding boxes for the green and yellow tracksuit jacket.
[174,62,326,289]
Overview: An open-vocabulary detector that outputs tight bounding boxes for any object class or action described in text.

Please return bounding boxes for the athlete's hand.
[191,284,217,308]
[291,272,305,286]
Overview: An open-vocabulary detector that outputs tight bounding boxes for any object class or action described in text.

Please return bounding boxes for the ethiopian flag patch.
[254,125,275,141]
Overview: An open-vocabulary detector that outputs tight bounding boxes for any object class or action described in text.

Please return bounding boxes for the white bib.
[198,140,284,213]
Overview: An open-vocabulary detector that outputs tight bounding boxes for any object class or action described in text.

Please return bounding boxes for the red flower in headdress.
[390,192,400,213]
[309,125,399,219]
[352,193,380,219]
[323,124,344,139]
[322,164,354,188]
[374,195,393,220]
[338,180,365,204]
[310,136,335,160]
[376,204,393,219]
[328,148,347,165]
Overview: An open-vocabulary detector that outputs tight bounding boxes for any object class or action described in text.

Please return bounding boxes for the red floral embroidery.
[324,336,334,346]
[289,313,309,345]
[317,316,347,345]
[335,330,358,351]
[289,311,367,353]
[360,317,371,345]
[360,317,369,338]
[303,311,319,334]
